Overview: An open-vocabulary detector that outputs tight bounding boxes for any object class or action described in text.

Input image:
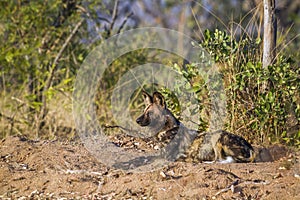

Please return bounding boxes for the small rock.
[160,171,167,178]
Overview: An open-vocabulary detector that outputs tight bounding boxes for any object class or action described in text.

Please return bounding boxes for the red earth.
[0,136,299,199]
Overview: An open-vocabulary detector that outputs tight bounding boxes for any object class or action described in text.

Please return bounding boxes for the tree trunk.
[263,0,277,68]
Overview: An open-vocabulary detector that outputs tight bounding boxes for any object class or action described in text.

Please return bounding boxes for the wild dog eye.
[147,111,153,116]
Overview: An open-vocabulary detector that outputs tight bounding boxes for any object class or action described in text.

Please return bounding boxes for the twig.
[214,179,270,197]
[45,19,84,92]
[0,112,14,123]
[11,96,25,105]
[53,88,73,101]
[214,179,240,197]
[243,180,270,185]
[64,169,105,176]
[103,124,139,134]
[190,5,204,39]
[214,186,231,196]
[235,119,258,132]
[98,16,111,24]
[52,19,84,72]
[107,0,119,37]
[116,12,133,35]
[193,1,229,32]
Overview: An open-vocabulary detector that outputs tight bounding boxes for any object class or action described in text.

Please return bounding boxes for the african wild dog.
[136,91,256,163]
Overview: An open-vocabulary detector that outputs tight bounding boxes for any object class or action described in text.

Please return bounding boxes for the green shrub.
[165,29,299,148]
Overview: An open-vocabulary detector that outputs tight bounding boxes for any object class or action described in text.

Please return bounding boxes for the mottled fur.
[136,91,256,163]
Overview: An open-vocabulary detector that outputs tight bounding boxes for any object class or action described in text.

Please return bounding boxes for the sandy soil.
[0,136,299,199]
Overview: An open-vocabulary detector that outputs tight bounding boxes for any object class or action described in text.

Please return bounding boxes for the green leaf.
[5,51,13,63]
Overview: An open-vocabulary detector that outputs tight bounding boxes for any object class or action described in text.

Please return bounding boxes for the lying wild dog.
[136,91,256,163]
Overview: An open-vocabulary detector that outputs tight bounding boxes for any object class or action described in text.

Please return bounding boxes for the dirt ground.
[0,135,299,200]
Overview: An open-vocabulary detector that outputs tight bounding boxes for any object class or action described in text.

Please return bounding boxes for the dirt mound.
[0,136,299,199]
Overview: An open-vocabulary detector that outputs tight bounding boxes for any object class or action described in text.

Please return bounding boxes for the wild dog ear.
[153,92,166,108]
[142,90,153,106]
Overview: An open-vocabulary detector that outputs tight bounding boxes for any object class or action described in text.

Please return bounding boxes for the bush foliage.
[163,29,299,147]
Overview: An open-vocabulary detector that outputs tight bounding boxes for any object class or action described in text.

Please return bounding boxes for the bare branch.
[98,16,111,24]
[103,124,139,134]
[116,12,133,35]
[108,0,120,37]
[52,19,84,69]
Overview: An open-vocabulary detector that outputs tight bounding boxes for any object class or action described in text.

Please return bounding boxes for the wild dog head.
[136,91,180,136]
